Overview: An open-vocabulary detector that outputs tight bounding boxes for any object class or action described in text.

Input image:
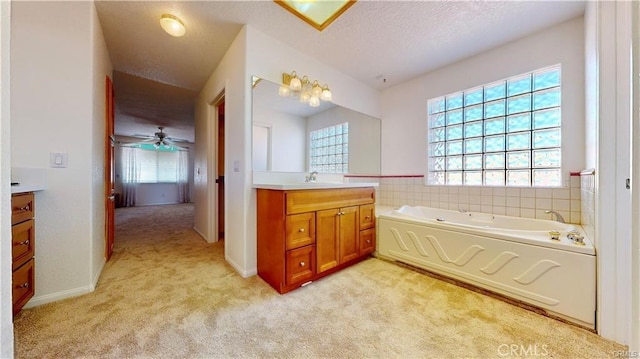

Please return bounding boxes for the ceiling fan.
[135,126,188,148]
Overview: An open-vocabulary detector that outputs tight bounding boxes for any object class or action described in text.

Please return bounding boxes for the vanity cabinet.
[257,187,375,294]
[11,192,36,316]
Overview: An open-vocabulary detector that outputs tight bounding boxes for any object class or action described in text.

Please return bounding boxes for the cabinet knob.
[18,240,30,246]
[365,216,371,220]
[366,239,371,244]
[299,261,305,267]
[337,211,345,216]
[298,228,305,233]
[19,204,30,211]
[17,283,29,289]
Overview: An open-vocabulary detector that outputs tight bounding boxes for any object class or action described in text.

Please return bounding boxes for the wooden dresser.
[257,187,376,294]
[11,192,35,316]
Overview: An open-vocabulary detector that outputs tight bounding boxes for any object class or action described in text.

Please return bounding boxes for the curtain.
[121,146,140,207]
[176,150,190,203]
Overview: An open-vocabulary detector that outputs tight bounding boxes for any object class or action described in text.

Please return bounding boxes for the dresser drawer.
[12,219,35,270]
[285,212,315,250]
[12,258,35,316]
[285,245,315,285]
[285,187,375,214]
[11,192,34,225]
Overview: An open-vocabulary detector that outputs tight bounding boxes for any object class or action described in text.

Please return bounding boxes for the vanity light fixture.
[279,71,332,108]
[160,14,186,37]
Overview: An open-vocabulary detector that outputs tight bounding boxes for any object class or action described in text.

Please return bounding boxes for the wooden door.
[105,76,115,260]
[339,206,360,263]
[316,208,339,273]
[217,101,225,240]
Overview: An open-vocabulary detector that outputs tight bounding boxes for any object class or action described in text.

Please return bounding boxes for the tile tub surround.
[346,174,582,224]
[580,170,595,242]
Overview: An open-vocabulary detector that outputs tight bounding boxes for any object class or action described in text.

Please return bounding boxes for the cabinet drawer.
[359,204,375,230]
[12,219,35,270]
[286,187,374,214]
[360,228,375,255]
[11,193,34,225]
[13,258,35,316]
[285,212,315,250]
[286,245,315,285]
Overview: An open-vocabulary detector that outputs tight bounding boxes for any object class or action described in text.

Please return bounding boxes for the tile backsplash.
[347,175,582,224]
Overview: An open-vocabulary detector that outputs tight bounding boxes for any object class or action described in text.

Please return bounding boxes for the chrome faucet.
[305,171,318,183]
[544,210,565,223]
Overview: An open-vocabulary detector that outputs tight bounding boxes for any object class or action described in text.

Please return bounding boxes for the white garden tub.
[377,205,596,329]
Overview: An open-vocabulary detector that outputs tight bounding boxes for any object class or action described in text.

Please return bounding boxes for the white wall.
[584,3,597,169]
[595,1,633,345]
[90,2,112,292]
[380,17,585,183]
[252,105,306,172]
[0,0,12,356]
[11,1,112,307]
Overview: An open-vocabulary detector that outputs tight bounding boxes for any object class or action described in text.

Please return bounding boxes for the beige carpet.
[14,203,626,358]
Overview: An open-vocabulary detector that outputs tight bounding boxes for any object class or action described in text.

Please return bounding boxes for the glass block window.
[427,65,561,187]
[309,122,348,173]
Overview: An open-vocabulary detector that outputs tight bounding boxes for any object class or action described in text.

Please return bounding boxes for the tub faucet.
[305,171,318,183]
[544,210,565,223]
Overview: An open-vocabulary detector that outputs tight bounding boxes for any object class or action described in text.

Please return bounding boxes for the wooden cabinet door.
[316,208,339,273]
[339,206,360,264]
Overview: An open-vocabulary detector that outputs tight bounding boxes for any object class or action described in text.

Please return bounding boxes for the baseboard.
[23,285,92,309]
[225,254,257,278]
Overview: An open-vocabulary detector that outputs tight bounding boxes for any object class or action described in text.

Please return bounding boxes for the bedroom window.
[309,122,348,173]
[427,65,562,187]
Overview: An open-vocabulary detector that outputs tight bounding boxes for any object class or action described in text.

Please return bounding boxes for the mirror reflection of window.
[309,122,348,174]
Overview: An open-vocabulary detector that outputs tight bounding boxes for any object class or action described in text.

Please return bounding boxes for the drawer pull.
[17,283,29,289]
[298,228,305,233]
[299,261,305,267]
[366,239,371,244]
[18,240,30,246]
[365,216,371,220]
[20,204,30,211]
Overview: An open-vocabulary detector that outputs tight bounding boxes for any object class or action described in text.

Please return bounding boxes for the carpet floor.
[13,203,626,358]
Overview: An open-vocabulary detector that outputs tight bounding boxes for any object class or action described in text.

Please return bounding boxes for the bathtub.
[377,205,596,329]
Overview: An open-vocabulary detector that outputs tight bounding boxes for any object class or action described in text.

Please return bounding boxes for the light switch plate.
[50,152,68,168]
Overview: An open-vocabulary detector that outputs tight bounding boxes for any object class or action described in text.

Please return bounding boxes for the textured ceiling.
[95,1,586,141]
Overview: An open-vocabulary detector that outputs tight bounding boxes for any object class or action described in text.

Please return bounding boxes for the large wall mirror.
[252,77,381,175]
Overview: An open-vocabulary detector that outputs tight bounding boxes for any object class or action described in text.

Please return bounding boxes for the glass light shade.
[321,85,332,101]
[311,81,322,97]
[299,92,311,103]
[289,74,302,91]
[160,14,186,37]
[309,96,320,107]
[278,85,290,97]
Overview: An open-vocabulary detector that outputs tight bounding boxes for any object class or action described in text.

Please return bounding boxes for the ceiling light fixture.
[279,71,332,107]
[160,14,186,37]
[274,0,356,31]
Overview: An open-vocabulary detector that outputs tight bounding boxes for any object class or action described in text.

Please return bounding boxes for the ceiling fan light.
[160,14,186,37]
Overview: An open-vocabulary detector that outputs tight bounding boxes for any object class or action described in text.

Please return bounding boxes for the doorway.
[216,99,225,241]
